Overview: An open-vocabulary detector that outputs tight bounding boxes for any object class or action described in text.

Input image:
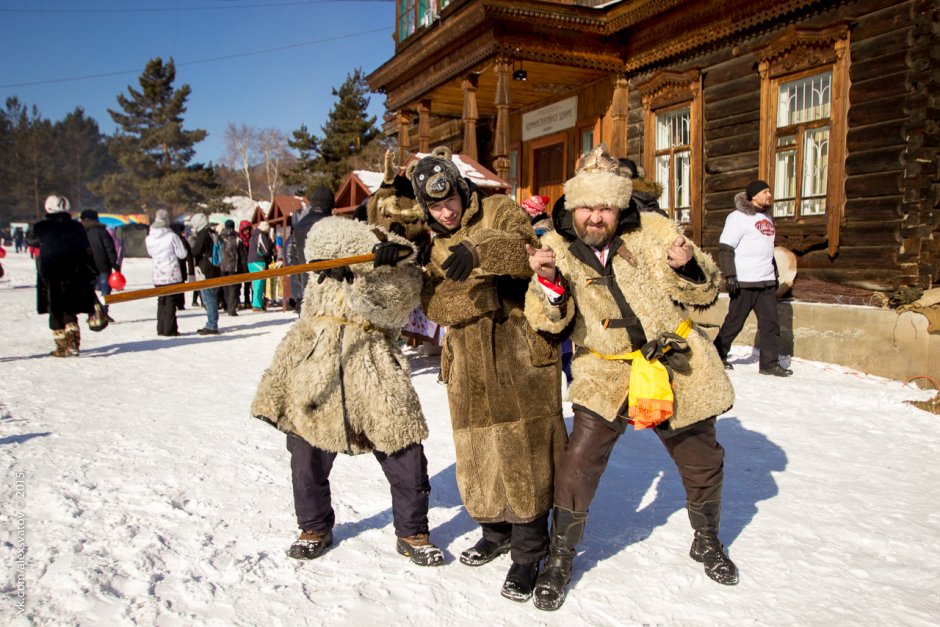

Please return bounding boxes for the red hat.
[521,195,550,217]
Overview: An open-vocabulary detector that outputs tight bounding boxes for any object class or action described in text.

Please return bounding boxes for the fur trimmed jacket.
[251,217,428,455]
[423,190,567,524]
[524,210,734,434]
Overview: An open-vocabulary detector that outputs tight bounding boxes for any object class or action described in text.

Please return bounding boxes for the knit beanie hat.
[224,219,235,229]
[44,194,71,214]
[408,146,470,214]
[564,144,632,211]
[746,180,770,201]
[151,209,169,229]
[80,209,99,221]
[308,186,335,213]
[188,212,209,232]
[521,195,549,217]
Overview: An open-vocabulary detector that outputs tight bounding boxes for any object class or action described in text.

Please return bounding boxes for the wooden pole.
[105,252,388,305]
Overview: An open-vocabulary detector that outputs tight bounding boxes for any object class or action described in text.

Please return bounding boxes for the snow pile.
[0,251,937,625]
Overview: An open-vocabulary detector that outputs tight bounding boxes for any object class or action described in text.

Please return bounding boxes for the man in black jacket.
[80,209,120,297]
[187,213,221,335]
[286,186,333,315]
[29,195,98,356]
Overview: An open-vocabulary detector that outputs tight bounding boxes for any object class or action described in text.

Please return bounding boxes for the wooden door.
[529,134,568,213]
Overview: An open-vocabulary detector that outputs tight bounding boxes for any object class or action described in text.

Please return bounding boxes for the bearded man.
[524,144,739,611]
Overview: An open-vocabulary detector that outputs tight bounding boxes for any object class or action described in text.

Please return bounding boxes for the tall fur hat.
[564,143,632,211]
[407,146,470,214]
[44,194,70,214]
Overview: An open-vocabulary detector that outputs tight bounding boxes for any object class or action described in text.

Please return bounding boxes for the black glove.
[725,276,740,296]
[372,241,410,268]
[441,242,476,281]
[316,266,354,284]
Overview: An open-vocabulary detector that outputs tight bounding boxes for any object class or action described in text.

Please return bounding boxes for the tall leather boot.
[64,322,81,356]
[688,499,739,585]
[50,330,70,357]
[533,506,587,611]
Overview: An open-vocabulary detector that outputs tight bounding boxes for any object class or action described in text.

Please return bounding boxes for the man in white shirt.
[713,180,793,376]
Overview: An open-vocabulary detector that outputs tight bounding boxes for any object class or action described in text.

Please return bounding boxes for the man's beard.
[574,219,616,247]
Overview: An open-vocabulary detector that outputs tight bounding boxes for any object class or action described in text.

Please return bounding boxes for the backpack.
[209,232,222,267]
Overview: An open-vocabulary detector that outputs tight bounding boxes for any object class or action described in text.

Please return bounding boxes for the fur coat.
[251,217,428,455]
[525,210,735,433]
[422,191,567,524]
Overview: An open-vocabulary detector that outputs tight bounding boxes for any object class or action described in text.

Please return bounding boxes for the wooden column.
[607,77,629,158]
[397,109,413,165]
[492,59,512,183]
[461,74,479,160]
[418,99,432,154]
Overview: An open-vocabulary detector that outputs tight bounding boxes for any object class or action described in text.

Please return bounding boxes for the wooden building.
[367,0,938,292]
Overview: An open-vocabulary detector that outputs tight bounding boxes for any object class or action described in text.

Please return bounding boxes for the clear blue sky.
[0,0,396,164]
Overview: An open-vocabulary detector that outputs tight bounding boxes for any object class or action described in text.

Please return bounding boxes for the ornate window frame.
[639,69,703,243]
[757,22,851,256]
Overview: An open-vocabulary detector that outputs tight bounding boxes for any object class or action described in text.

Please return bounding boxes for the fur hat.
[521,195,550,217]
[188,213,209,232]
[564,144,632,211]
[617,158,639,179]
[746,180,770,201]
[151,209,170,229]
[44,194,70,214]
[407,146,470,214]
[309,186,335,213]
[257,221,270,233]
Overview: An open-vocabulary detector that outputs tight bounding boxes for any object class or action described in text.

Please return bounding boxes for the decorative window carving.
[639,69,703,241]
[757,22,851,256]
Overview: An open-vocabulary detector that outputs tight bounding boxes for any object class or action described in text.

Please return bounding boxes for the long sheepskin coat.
[423,191,568,524]
[251,217,428,455]
[525,211,735,433]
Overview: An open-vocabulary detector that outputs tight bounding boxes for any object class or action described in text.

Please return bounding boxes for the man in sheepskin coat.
[524,144,738,611]
[406,147,567,602]
[251,216,443,566]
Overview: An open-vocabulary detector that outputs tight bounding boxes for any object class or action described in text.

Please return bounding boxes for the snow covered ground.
[1,250,938,626]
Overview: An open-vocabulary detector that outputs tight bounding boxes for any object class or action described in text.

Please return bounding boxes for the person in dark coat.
[286,187,333,315]
[188,213,221,335]
[617,158,669,218]
[218,219,245,316]
[169,223,192,310]
[28,195,98,357]
[79,209,120,298]
[247,221,274,311]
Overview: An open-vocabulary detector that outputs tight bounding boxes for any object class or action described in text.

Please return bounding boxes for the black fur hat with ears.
[406,146,470,214]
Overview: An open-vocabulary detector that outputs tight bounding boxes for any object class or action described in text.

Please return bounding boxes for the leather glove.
[441,243,476,281]
[372,241,410,268]
[316,266,354,284]
[725,276,740,296]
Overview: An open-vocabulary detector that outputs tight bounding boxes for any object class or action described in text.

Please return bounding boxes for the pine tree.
[284,123,320,195]
[95,57,208,216]
[55,107,112,211]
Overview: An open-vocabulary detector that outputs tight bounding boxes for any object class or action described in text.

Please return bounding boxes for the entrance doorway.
[529,134,567,213]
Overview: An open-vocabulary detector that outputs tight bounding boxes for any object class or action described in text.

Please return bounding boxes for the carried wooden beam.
[104,252,396,305]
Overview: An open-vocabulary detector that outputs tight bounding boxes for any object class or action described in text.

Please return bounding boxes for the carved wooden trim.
[418,100,432,154]
[637,69,702,111]
[607,77,629,159]
[397,109,413,165]
[462,74,480,161]
[493,58,512,181]
[757,22,851,257]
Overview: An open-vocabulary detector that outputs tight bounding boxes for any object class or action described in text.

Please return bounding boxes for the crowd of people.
[21,144,794,610]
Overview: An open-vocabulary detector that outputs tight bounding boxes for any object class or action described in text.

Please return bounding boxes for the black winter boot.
[533,506,587,611]
[688,500,739,585]
[460,536,511,566]
[501,561,540,602]
[287,529,333,560]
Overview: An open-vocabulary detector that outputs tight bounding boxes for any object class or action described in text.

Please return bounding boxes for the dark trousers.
[287,434,431,538]
[221,273,240,315]
[49,312,78,331]
[242,282,252,308]
[554,409,724,514]
[156,283,183,335]
[713,286,781,370]
[479,511,549,564]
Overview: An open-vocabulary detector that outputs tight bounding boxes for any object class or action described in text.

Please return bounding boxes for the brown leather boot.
[396,533,444,566]
[50,330,70,357]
